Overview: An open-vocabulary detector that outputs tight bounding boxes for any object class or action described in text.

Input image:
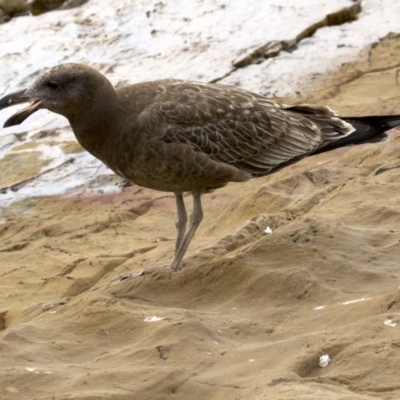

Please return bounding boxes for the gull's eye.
[46,81,60,90]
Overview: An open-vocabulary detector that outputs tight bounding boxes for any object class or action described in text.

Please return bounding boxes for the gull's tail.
[316,114,400,154]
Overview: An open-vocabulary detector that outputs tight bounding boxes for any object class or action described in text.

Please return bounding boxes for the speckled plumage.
[113,80,355,193]
[1,63,399,271]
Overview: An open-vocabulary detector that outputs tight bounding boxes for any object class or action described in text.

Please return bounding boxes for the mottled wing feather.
[286,104,355,148]
[138,83,353,176]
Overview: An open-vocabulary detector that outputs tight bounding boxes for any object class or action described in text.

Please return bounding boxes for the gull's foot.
[169,260,183,272]
[114,264,175,282]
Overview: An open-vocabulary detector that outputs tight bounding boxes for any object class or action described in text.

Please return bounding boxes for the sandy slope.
[1,19,400,400]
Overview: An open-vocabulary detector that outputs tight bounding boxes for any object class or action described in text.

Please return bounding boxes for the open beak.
[0,89,43,128]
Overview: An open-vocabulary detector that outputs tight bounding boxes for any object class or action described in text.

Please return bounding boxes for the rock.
[31,0,66,16]
[0,0,29,15]
[58,0,89,11]
[0,0,89,20]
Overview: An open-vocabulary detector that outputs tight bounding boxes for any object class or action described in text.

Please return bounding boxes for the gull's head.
[0,63,115,127]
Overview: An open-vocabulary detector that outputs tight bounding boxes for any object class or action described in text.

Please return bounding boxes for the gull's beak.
[0,89,43,128]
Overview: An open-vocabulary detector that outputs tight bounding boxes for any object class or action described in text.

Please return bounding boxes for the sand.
[1,19,400,400]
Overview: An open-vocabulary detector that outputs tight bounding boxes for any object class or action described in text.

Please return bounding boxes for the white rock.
[318,354,331,367]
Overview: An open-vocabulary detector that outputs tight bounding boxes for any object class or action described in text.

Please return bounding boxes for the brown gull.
[1,63,399,271]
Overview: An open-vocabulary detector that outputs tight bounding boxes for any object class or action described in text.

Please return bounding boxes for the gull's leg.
[170,192,203,272]
[116,192,200,280]
[174,192,187,255]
